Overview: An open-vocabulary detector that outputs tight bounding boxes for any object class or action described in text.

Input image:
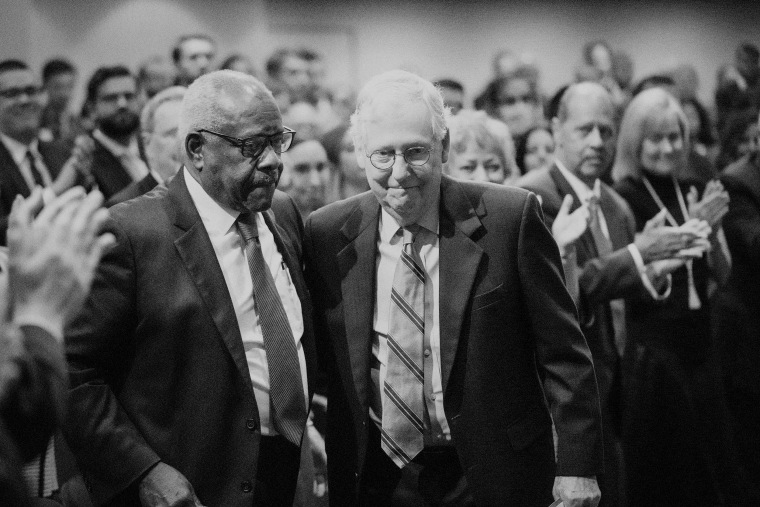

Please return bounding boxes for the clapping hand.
[687,181,729,229]
[634,209,706,263]
[7,187,114,340]
[553,476,601,507]
[552,194,594,254]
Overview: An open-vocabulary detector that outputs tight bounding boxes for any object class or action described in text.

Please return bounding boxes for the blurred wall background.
[2,0,759,107]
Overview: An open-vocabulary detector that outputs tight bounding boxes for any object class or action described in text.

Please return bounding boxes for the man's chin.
[244,185,276,212]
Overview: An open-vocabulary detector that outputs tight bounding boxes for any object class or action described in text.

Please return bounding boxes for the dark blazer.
[105,172,159,208]
[89,138,136,200]
[719,154,760,399]
[0,139,69,244]
[304,175,602,506]
[64,170,317,506]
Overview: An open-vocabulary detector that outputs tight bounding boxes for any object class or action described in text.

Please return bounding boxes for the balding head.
[552,82,617,184]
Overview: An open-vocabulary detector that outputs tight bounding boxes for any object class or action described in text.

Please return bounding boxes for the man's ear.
[440,128,450,164]
[185,133,204,171]
[354,137,366,170]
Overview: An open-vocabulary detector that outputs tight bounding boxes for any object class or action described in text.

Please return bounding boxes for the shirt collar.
[0,133,39,166]
[378,190,440,243]
[93,129,139,159]
[183,166,240,236]
[555,159,600,203]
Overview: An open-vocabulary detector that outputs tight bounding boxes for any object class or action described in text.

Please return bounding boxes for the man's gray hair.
[141,86,186,135]
[350,70,450,150]
[178,70,274,141]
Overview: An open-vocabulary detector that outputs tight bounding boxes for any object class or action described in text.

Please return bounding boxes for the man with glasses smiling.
[305,70,602,506]
[65,70,316,507]
[0,59,95,245]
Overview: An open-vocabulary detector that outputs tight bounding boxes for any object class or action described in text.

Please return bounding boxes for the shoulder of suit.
[307,190,373,226]
[108,183,170,223]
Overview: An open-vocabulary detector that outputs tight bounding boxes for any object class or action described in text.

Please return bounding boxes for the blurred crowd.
[1,32,759,507]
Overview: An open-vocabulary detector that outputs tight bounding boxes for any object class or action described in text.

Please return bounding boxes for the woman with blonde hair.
[612,87,741,506]
[444,109,517,185]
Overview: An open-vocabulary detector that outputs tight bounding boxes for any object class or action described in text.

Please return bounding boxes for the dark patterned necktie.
[26,150,45,188]
[237,213,307,446]
[382,226,425,467]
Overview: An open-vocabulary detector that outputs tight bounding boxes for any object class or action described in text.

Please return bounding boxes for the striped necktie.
[237,213,307,446]
[382,226,425,468]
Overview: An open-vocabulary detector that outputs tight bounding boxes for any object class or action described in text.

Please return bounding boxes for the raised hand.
[687,181,729,229]
[552,194,592,253]
[7,187,114,339]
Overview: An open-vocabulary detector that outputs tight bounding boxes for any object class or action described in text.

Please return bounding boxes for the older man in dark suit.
[305,70,602,507]
[65,70,315,507]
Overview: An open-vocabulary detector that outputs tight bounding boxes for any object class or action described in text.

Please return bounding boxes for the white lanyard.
[641,175,702,310]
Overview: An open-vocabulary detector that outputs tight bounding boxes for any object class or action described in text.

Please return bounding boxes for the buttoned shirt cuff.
[627,244,672,301]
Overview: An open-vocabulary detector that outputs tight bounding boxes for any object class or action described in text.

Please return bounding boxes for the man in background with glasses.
[0,59,94,246]
[304,70,602,506]
[65,70,316,507]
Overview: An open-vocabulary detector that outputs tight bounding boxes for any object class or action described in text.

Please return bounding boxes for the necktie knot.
[401,225,420,246]
[236,213,259,243]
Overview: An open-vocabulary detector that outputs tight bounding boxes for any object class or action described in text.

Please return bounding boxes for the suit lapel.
[337,195,380,409]
[438,176,484,392]
[599,185,628,249]
[169,171,254,396]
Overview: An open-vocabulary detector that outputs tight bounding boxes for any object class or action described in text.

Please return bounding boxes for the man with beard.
[65,70,316,506]
[280,138,333,219]
[85,66,149,199]
[0,59,94,245]
[106,86,186,207]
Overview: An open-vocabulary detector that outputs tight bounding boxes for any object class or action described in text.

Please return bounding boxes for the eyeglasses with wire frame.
[366,146,432,170]
[197,127,296,159]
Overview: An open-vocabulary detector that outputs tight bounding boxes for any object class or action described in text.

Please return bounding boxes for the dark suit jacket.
[105,172,159,208]
[517,165,651,413]
[0,139,69,244]
[304,175,602,506]
[89,138,136,200]
[0,324,67,507]
[64,170,317,506]
[718,154,760,399]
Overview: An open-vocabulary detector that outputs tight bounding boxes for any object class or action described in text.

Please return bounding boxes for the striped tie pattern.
[382,227,425,467]
[237,213,307,446]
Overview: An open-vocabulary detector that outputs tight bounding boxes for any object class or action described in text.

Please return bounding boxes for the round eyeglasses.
[197,127,296,159]
[366,146,432,170]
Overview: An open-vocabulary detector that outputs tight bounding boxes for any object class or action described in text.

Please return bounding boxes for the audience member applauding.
[613,87,741,507]
[0,59,95,245]
[0,186,113,506]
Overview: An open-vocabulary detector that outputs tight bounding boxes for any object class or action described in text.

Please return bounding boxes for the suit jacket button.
[241,480,253,493]
[246,418,257,431]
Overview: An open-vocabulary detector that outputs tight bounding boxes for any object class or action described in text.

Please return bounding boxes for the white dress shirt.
[93,129,149,182]
[184,168,308,435]
[372,201,451,441]
[0,133,53,190]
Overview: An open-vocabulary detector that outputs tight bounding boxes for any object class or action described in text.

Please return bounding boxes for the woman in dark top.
[611,88,740,506]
